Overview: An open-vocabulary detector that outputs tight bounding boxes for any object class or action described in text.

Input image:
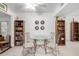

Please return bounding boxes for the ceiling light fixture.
[25,3,41,11]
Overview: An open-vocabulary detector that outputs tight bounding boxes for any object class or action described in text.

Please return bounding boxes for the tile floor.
[0,46,23,56]
[0,41,79,56]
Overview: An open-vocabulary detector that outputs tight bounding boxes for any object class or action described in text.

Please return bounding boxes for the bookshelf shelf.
[55,16,65,45]
[14,20,25,46]
[70,19,79,41]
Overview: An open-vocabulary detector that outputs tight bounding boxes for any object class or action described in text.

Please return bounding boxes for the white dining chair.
[22,32,35,56]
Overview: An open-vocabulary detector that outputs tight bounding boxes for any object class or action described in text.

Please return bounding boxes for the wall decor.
[35,26,39,30]
[40,26,45,30]
[41,20,45,25]
[35,20,39,24]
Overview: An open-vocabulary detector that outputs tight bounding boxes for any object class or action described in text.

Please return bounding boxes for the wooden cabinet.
[14,20,25,46]
[0,35,11,54]
[55,16,65,45]
[70,19,79,41]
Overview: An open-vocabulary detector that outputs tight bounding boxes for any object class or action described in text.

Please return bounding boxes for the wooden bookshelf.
[14,20,25,46]
[55,16,65,45]
[70,18,79,41]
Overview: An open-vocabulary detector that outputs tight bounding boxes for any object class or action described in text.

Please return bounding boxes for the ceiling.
[3,3,79,16]
[56,3,79,16]
[6,3,62,15]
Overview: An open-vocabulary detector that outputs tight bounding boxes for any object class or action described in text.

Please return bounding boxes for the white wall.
[5,7,16,47]
[17,12,55,40]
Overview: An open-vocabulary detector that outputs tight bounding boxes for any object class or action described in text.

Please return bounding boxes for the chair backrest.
[50,32,56,47]
[23,32,34,47]
[50,32,54,40]
[26,32,30,42]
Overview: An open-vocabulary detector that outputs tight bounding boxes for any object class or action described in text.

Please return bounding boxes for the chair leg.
[44,40,47,54]
[34,39,37,55]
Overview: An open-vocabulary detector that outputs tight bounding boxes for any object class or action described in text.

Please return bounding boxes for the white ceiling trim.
[53,3,68,16]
